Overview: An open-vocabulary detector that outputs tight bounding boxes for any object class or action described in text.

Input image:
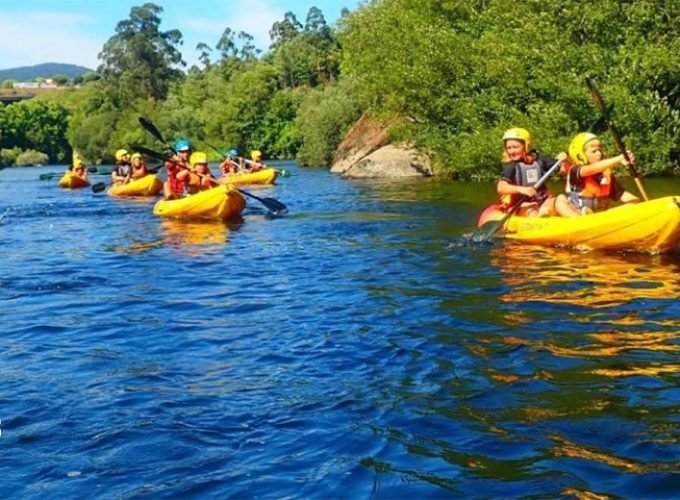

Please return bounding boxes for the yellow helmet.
[190,151,208,166]
[568,132,599,166]
[115,149,129,161]
[251,150,262,161]
[502,128,532,151]
[130,152,142,162]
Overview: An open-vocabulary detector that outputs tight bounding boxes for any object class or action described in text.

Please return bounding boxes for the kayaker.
[72,160,88,181]
[220,148,242,174]
[245,150,265,172]
[130,153,149,179]
[496,128,573,217]
[188,151,214,193]
[565,132,639,214]
[112,149,132,185]
[163,139,192,200]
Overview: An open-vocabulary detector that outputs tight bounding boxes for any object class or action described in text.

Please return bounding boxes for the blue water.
[2,165,680,498]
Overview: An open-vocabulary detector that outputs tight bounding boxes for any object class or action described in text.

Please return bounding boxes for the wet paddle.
[585,78,649,201]
[471,159,564,243]
[133,142,288,214]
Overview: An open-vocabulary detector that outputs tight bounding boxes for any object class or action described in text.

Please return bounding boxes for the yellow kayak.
[153,184,246,221]
[221,168,278,185]
[477,196,680,254]
[58,172,90,188]
[107,175,163,197]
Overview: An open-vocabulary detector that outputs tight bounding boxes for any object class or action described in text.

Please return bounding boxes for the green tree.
[51,74,69,86]
[269,11,302,50]
[295,78,363,166]
[98,2,185,106]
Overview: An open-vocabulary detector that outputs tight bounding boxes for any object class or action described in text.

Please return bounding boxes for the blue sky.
[0,0,363,71]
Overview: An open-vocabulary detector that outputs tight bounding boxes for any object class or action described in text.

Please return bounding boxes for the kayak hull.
[222,168,278,185]
[107,175,163,197]
[477,196,680,254]
[153,184,246,221]
[58,172,90,189]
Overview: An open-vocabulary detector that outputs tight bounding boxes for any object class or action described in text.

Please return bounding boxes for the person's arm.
[497,164,536,198]
[579,151,634,177]
[610,177,639,203]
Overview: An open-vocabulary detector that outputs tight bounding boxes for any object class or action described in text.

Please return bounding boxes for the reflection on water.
[159,218,242,247]
[487,244,680,380]
[492,243,680,308]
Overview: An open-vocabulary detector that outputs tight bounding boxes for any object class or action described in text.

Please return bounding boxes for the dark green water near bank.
[1,165,680,497]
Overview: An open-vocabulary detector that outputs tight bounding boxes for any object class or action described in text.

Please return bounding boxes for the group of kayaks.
[57,164,680,254]
[58,167,280,221]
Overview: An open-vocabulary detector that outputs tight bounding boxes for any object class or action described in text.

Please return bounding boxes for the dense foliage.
[341,0,679,179]
[1,0,677,179]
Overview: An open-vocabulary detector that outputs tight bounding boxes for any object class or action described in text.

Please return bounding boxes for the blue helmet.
[175,139,192,152]
[227,148,238,157]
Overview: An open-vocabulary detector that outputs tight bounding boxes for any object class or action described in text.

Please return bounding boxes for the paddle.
[471,159,564,243]
[204,142,290,177]
[133,143,288,214]
[39,172,63,180]
[139,116,177,155]
[585,78,649,201]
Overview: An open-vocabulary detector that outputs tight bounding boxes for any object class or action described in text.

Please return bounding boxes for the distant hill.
[0,63,94,81]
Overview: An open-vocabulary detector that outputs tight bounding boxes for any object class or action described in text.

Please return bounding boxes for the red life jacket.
[166,162,188,196]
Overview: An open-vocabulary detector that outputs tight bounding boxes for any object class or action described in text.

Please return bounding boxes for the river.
[1,164,680,497]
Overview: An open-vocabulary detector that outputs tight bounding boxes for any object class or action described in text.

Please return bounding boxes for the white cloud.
[0,10,105,70]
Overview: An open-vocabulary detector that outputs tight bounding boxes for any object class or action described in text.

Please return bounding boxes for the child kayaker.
[130,153,149,179]
[220,148,242,175]
[565,132,639,214]
[163,139,192,200]
[496,128,574,217]
[111,149,131,185]
[188,151,214,192]
[245,150,265,172]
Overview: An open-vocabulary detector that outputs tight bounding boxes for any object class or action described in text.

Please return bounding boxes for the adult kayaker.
[496,128,574,217]
[112,149,132,185]
[220,148,242,174]
[163,139,192,200]
[188,152,215,193]
[565,132,639,214]
[130,153,149,179]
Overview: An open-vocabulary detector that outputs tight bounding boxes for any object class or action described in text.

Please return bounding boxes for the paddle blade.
[139,116,166,145]
[237,188,288,215]
[39,172,58,180]
[92,182,107,193]
[133,145,167,161]
[470,219,506,243]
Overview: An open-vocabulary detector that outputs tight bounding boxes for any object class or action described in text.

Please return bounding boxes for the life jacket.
[114,161,131,177]
[566,166,612,210]
[500,159,550,208]
[131,163,148,179]
[166,162,188,196]
[221,158,240,174]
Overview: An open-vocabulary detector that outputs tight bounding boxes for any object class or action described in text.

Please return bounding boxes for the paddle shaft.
[585,78,648,201]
